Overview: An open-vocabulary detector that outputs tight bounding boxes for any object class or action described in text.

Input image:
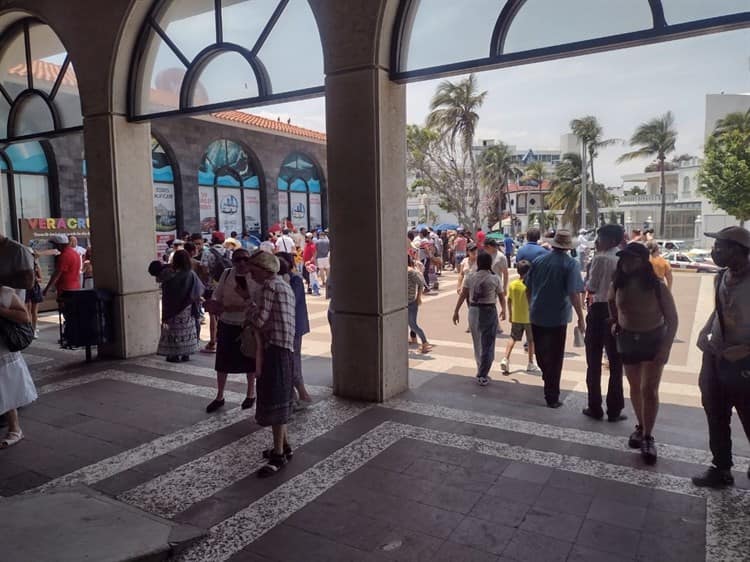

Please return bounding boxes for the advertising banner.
[19,217,90,311]
[154,182,176,258]
[217,188,242,234]
[199,186,217,234]
[309,193,322,230]
[289,192,308,230]
[243,189,261,234]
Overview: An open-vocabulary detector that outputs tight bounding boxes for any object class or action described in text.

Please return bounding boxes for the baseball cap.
[48,234,69,245]
[705,226,750,249]
[484,239,499,248]
[211,231,226,244]
[617,242,650,260]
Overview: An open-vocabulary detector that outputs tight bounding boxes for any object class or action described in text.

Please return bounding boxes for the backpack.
[209,248,232,282]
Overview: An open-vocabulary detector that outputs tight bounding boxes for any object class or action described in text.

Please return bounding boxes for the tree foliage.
[406,75,487,232]
[478,142,519,228]
[699,129,750,225]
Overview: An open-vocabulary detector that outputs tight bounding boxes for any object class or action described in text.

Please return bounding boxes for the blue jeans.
[469,305,497,379]
[407,301,427,344]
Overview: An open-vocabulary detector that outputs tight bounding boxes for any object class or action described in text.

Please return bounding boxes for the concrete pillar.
[83,114,160,357]
[326,67,408,402]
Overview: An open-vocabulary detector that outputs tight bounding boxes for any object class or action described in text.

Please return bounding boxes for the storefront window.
[0,140,52,239]
[198,139,261,236]
[277,153,323,231]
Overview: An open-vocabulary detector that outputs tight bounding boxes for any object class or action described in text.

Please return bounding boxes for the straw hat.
[547,230,575,250]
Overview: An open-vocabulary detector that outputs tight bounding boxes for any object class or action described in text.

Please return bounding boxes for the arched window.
[682,176,691,194]
[0,141,54,239]
[152,137,178,256]
[0,17,82,141]
[392,0,750,81]
[277,152,323,231]
[130,0,324,119]
[198,139,262,236]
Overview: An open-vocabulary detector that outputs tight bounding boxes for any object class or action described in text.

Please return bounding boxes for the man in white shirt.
[583,224,625,422]
[275,229,296,256]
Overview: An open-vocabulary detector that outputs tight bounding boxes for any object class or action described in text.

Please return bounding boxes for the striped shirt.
[251,276,296,352]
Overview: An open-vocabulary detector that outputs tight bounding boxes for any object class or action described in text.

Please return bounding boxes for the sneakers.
[33,329,39,339]
[477,376,489,386]
[500,358,509,375]
[526,362,540,374]
[692,467,734,489]
[641,435,657,465]
[628,426,643,449]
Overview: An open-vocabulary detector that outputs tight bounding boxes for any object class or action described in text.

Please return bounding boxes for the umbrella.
[414,223,430,232]
[434,223,458,232]
[486,231,505,241]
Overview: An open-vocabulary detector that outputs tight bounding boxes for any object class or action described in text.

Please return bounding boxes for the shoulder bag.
[0,316,34,352]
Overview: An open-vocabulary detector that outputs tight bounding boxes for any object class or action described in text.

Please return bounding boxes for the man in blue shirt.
[516,227,548,265]
[525,230,586,408]
[503,233,515,260]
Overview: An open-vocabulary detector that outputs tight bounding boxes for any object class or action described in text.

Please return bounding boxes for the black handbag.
[616,325,667,361]
[715,270,750,388]
[0,316,34,352]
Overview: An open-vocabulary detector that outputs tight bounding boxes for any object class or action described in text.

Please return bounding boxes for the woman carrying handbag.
[609,242,678,465]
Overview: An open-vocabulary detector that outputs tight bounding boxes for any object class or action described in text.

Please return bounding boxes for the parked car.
[656,240,685,252]
[663,252,720,273]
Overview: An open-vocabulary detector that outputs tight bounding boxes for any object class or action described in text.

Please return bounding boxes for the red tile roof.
[507,180,552,192]
[210,110,326,142]
[8,60,77,88]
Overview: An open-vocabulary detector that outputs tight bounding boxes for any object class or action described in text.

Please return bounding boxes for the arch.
[0,16,82,141]
[391,0,750,81]
[197,138,265,237]
[277,151,326,231]
[0,140,56,240]
[128,0,325,120]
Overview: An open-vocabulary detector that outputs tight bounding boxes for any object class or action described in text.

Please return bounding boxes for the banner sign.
[243,190,261,235]
[154,182,176,258]
[309,193,322,230]
[217,188,242,234]
[199,186,217,235]
[290,192,308,230]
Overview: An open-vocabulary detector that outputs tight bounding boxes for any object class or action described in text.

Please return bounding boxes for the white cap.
[48,234,69,245]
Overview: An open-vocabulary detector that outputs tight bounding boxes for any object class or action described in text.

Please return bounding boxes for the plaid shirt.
[251,276,296,352]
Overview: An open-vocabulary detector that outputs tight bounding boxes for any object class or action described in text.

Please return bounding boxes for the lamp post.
[694,215,703,248]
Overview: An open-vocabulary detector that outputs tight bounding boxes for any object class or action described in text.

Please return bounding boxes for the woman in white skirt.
[0,286,38,448]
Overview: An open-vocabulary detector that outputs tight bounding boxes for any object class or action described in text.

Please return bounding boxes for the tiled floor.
[2,271,749,561]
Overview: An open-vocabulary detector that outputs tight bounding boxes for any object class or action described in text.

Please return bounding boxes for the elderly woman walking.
[245,250,296,477]
[155,250,204,363]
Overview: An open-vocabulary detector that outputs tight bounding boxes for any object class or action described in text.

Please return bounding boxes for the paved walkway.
[2,270,749,561]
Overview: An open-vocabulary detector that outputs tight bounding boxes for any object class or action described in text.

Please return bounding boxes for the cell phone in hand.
[236,276,248,291]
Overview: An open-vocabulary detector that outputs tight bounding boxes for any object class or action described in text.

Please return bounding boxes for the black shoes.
[241,397,256,410]
[628,426,643,449]
[692,467,734,489]
[547,401,563,409]
[582,408,603,420]
[205,398,225,413]
[641,435,657,465]
[607,413,628,422]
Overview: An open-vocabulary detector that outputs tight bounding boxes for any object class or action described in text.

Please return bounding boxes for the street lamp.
[694,215,703,247]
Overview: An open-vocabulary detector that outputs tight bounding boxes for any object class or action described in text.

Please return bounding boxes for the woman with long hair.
[407,255,433,354]
[453,251,507,386]
[155,249,204,363]
[609,242,678,465]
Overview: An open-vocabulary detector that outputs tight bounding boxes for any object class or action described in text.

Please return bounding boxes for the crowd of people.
[0,218,748,489]
[147,225,330,477]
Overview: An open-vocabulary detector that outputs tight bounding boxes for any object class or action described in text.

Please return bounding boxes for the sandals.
[205,398,225,413]
[1,430,23,449]
[420,343,434,354]
[262,445,293,461]
[257,451,288,478]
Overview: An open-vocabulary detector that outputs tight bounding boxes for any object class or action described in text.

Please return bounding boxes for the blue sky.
[254,27,749,187]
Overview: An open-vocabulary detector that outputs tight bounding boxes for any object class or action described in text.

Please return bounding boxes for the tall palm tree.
[478,142,517,228]
[570,116,619,227]
[547,153,616,231]
[617,111,678,237]
[712,108,750,139]
[523,160,546,185]
[426,74,487,231]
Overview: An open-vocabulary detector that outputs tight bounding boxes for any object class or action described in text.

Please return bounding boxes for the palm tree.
[617,111,678,237]
[426,74,487,231]
[523,160,546,186]
[547,153,616,231]
[570,116,619,227]
[478,142,518,229]
[712,108,750,139]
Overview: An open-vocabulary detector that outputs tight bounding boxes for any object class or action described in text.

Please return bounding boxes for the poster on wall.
[199,186,217,235]
[154,182,176,258]
[309,193,322,230]
[19,217,90,311]
[243,190,261,235]
[278,191,289,223]
[289,192,308,230]
[217,188,242,235]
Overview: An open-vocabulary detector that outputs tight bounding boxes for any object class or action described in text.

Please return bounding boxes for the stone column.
[82,114,160,357]
[326,67,408,402]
